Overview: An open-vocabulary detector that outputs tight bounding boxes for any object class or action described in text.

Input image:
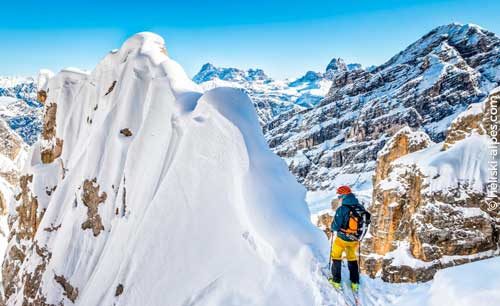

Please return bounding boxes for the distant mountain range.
[192,58,364,124]
[0,76,42,144]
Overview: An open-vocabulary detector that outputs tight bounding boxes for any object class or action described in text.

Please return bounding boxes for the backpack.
[339,205,371,241]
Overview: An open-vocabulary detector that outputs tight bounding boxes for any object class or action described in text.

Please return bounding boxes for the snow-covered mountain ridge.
[1,32,343,306]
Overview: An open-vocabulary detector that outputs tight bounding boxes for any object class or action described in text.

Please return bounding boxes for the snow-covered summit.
[325,58,348,74]
[2,31,338,306]
[325,58,363,79]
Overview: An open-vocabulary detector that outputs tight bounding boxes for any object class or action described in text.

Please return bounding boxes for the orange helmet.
[336,185,352,195]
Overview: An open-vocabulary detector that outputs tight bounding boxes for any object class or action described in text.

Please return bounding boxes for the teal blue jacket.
[331,193,364,241]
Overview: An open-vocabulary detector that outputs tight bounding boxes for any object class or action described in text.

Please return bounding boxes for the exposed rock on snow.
[36,90,47,105]
[264,23,500,196]
[104,80,117,96]
[119,128,132,137]
[115,283,124,297]
[80,179,107,237]
[2,32,334,306]
[54,274,78,303]
[40,103,63,164]
[362,89,500,282]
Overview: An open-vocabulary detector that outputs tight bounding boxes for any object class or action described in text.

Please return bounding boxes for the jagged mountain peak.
[325,58,363,79]
[378,22,500,74]
[326,57,347,73]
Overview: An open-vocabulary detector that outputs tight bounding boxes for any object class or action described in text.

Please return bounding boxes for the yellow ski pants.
[330,236,358,261]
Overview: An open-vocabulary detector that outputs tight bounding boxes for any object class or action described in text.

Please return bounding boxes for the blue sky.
[1,0,500,79]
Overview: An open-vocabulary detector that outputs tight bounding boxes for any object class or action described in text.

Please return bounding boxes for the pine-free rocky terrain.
[0,23,498,306]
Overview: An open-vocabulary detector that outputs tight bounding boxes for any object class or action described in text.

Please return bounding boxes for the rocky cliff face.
[0,122,26,215]
[0,119,27,304]
[264,23,500,195]
[361,89,499,282]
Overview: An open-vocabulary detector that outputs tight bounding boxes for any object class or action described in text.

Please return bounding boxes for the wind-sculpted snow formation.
[1,32,337,306]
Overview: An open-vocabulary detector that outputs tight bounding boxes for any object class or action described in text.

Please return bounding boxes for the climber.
[328,185,371,293]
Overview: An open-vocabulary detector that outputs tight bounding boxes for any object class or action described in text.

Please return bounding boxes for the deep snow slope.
[395,256,500,306]
[2,32,339,306]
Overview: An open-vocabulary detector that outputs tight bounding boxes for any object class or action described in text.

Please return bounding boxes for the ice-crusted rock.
[1,32,336,306]
[264,23,500,194]
[361,89,500,283]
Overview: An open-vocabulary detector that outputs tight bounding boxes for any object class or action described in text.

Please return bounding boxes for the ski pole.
[358,240,361,277]
[328,231,334,271]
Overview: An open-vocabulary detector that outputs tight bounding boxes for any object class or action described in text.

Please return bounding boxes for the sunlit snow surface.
[8,32,352,306]
[4,28,499,305]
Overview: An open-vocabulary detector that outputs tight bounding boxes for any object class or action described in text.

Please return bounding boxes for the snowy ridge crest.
[3,32,336,306]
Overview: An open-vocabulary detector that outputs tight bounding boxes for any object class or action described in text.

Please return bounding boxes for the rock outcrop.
[0,120,28,304]
[361,89,500,282]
